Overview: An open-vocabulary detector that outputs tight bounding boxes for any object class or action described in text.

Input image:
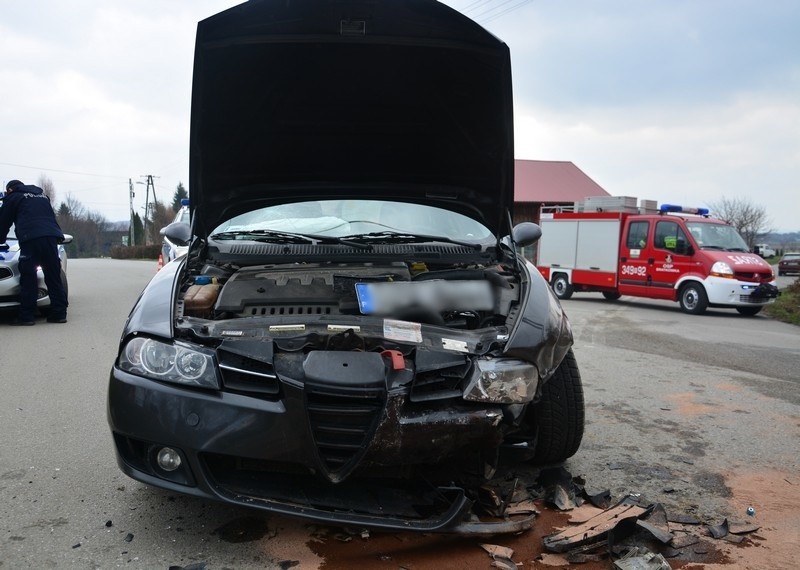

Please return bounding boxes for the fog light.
[156,447,182,471]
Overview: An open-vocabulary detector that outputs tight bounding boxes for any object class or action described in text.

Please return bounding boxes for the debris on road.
[613,546,671,570]
[480,544,516,569]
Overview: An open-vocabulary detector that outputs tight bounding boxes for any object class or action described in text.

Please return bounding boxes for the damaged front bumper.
[107,361,535,534]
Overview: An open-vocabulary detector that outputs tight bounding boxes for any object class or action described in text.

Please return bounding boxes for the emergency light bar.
[181,198,190,206]
[659,204,709,216]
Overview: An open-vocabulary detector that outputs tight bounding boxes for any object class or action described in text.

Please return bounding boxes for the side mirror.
[162,222,191,246]
[675,238,693,256]
[61,233,74,245]
[511,222,542,247]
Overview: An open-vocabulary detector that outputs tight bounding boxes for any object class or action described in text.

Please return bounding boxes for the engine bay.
[177,260,522,331]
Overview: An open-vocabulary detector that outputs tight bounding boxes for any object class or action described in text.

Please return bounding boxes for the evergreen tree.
[171,182,188,212]
[133,212,145,246]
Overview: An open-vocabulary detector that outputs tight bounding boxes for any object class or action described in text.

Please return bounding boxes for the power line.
[471,0,522,20]
[461,0,496,14]
[0,161,128,180]
[478,0,534,24]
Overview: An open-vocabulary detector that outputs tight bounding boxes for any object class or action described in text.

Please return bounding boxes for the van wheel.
[527,349,585,464]
[736,306,762,316]
[602,292,621,301]
[679,282,708,315]
[551,274,573,300]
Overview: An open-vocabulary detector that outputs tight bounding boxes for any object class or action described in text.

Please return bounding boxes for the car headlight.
[710,261,734,278]
[463,358,539,404]
[119,337,219,389]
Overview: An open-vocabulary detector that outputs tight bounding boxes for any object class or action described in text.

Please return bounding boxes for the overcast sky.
[2,0,798,232]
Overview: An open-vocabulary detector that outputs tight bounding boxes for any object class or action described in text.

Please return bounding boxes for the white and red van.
[536,201,779,315]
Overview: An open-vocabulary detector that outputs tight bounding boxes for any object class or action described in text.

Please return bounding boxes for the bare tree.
[55,194,111,258]
[148,199,175,245]
[37,174,56,203]
[706,196,772,250]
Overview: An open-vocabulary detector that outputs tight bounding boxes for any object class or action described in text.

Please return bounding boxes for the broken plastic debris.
[634,504,672,544]
[480,544,514,559]
[480,544,516,569]
[505,499,539,516]
[543,497,647,553]
[613,547,670,570]
[586,489,612,509]
[707,518,729,539]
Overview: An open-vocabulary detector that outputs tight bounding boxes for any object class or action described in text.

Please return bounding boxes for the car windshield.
[210,200,494,244]
[685,222,749,251]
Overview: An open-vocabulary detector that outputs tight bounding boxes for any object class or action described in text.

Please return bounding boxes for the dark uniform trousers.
[18,236,68,321]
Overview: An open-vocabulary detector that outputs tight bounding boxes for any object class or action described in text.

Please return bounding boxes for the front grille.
[217,349,279,396]
[410,365,470,402]
[306,388,384,473]
[0,267,13,279]
[734,271,773,283]
[739,295,768,304]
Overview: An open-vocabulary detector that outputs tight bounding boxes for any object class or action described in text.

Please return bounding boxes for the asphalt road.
[0,259,798,569]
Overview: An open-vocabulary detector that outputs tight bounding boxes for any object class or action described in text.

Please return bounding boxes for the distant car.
[0,225,72,314]
[778,252,800,276]
[160,199,190,263]
[754,243,776,258]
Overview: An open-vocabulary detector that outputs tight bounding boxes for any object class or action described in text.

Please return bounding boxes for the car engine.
[178,261,521,330]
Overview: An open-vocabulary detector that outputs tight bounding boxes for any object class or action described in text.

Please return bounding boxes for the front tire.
[528,349,585,464]
[679,282,708,315]
[602,291,621,301]
[551,274,574,300]
[736,306,762,316]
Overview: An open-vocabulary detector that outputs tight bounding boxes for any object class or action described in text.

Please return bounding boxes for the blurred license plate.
[355,280,493,315]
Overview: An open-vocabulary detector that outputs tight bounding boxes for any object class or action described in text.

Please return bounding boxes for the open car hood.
[189,0,514,238]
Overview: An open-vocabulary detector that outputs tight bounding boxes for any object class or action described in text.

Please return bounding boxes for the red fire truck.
[535,198,779,315]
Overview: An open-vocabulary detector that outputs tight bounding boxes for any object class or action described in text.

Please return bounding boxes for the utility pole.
[129,178,135,247]
[139,174,159,245]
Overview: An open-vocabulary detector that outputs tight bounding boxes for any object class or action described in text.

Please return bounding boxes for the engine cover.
[215,262,411,316]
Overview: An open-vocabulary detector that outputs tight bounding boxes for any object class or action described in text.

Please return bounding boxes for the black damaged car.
[107,0,584,534]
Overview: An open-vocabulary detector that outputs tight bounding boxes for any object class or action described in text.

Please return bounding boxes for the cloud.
[515,90,800,231]
[2,0,799,232]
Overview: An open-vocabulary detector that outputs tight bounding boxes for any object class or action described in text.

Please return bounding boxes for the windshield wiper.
[339,231,482,250]
[209,230,372,249]
[210,230,314,244]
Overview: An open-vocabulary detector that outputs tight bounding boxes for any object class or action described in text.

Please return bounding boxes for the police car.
[0,225,72,314]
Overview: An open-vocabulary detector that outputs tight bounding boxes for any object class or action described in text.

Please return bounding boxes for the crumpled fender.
[503,261,573,382]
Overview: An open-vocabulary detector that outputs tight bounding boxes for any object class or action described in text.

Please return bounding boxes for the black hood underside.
[190,0,515,238]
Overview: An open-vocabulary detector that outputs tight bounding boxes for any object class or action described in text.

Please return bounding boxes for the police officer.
[0,180,68,325]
